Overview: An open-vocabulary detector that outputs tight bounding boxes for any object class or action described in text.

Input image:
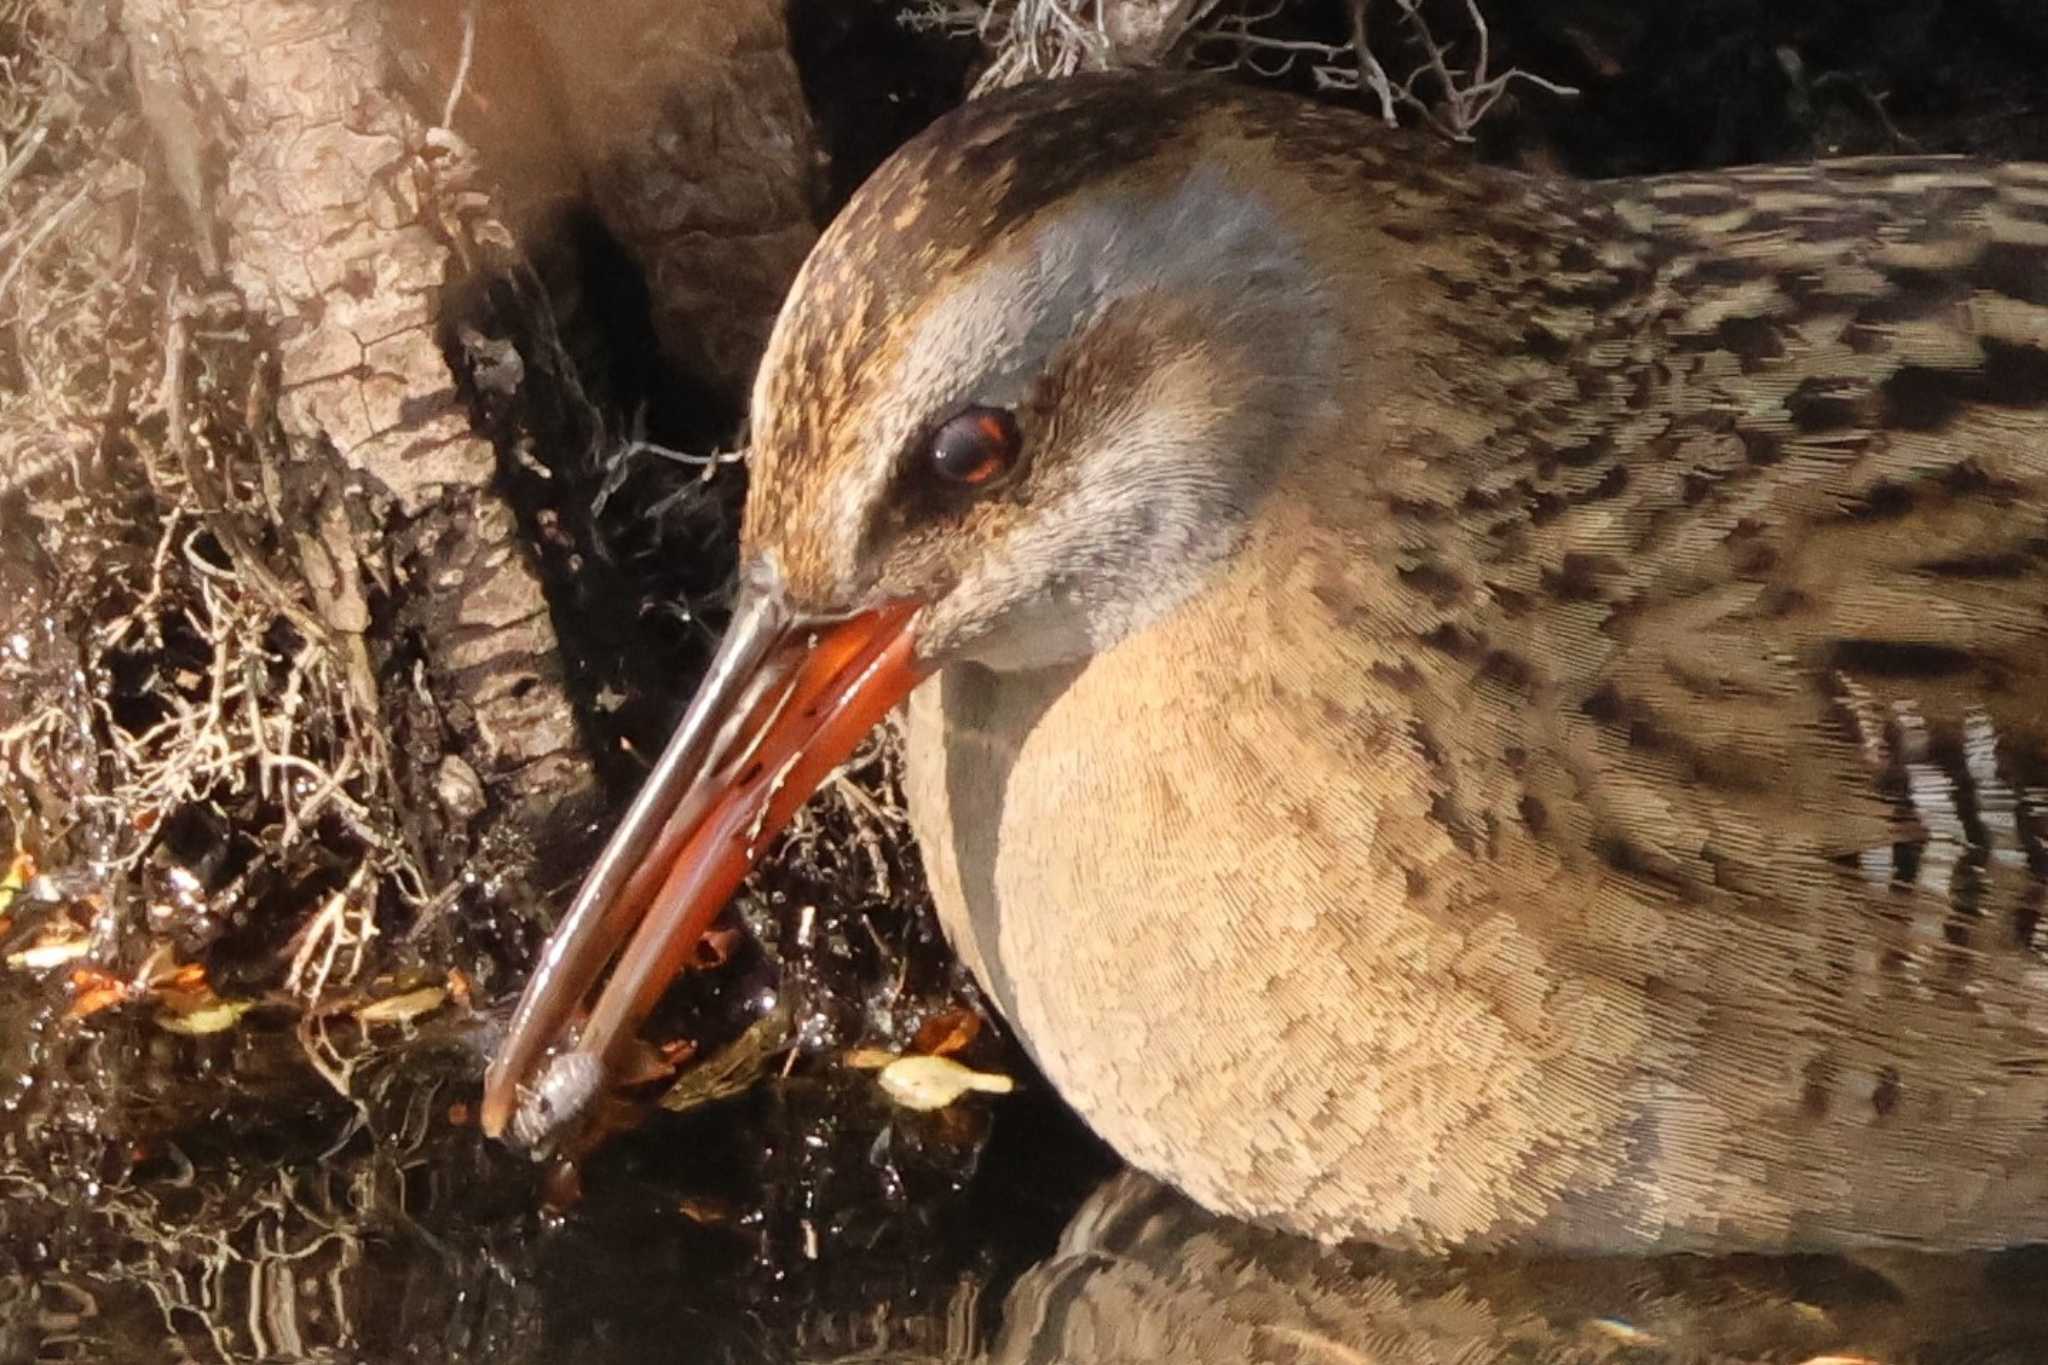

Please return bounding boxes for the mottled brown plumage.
[490,70,2048,1252]
[986,1172,2048,1362]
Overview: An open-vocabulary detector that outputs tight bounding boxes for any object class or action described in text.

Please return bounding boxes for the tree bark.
[122,0,602,867]
[521,0,822,395]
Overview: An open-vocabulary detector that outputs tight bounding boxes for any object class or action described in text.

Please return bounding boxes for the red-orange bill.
[480,582,928,1146]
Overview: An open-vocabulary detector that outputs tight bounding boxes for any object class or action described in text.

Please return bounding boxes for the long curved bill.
[479,574,928,1146]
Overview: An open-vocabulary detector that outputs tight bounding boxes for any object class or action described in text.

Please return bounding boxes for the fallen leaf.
[7,932,90,971]
[844,1047,896,1071]
[658,1004,793,1114]
[68,985,127,1018]
[0,850,34,917]
[877,1055,1015,1112]
[352,984,447,1026]
[154,994,255,1036]
[911,1006,982,1058]
[675,1196,733,1225]
[3,851,36,886]
[65,968,128,1019]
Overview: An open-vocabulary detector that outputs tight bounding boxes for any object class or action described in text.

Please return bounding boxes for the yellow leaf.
[0,850,34,916]
[877,1055,1014,1112]
[352,985,447,1026]
[154,997,255,1035]
[7,933,89,971]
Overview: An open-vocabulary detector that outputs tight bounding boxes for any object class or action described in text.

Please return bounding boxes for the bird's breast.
[894,570,1659,1248]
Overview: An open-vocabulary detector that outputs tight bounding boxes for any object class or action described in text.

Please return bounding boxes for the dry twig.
[1201,0,1576,139]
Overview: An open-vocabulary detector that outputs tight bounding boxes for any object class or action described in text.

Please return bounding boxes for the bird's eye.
[927,406,1020,487]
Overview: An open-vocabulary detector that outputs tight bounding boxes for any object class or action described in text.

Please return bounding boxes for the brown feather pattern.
[748,74,2048,1250]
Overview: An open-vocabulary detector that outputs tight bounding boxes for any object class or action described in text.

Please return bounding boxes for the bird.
[985,1171,2048,1363]
[480,69,2048,1253]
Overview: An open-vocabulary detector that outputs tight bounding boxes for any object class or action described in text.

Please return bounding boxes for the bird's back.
[901,76,2048,1250]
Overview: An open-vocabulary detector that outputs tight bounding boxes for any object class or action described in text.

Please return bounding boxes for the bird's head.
[481,74,1351,1145]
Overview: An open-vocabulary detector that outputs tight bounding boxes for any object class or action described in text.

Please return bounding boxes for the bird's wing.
[1325,153,2048,1240]
[1363,153,2048,942]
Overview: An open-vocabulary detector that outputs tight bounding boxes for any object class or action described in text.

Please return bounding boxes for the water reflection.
[991,1172,2048,1365]
[10,1007,2048,1365]
[0,1001,1097,1364]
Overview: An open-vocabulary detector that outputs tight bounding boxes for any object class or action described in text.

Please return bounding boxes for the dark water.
[0,939,1125,1364]
[13,986,2048,1365]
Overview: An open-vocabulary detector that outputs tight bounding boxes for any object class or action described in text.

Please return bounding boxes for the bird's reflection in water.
[16,1046,2048,1363]
[985,1171,2048,1364]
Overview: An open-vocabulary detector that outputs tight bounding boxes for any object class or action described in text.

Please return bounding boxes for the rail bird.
[483,72,2048,1252]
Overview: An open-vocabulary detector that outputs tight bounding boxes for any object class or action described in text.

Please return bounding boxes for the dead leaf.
[911,1006,982,1058]
[65,968,128,1019]
[0,850,34,917]
[675,1196,733,1225]
[658,1003,793,1114]
[8,931,90,971]
[877,1055,1014,1111]
[154,993,255,1036]
[352,984,446,1026]
[68,986,125,1019]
